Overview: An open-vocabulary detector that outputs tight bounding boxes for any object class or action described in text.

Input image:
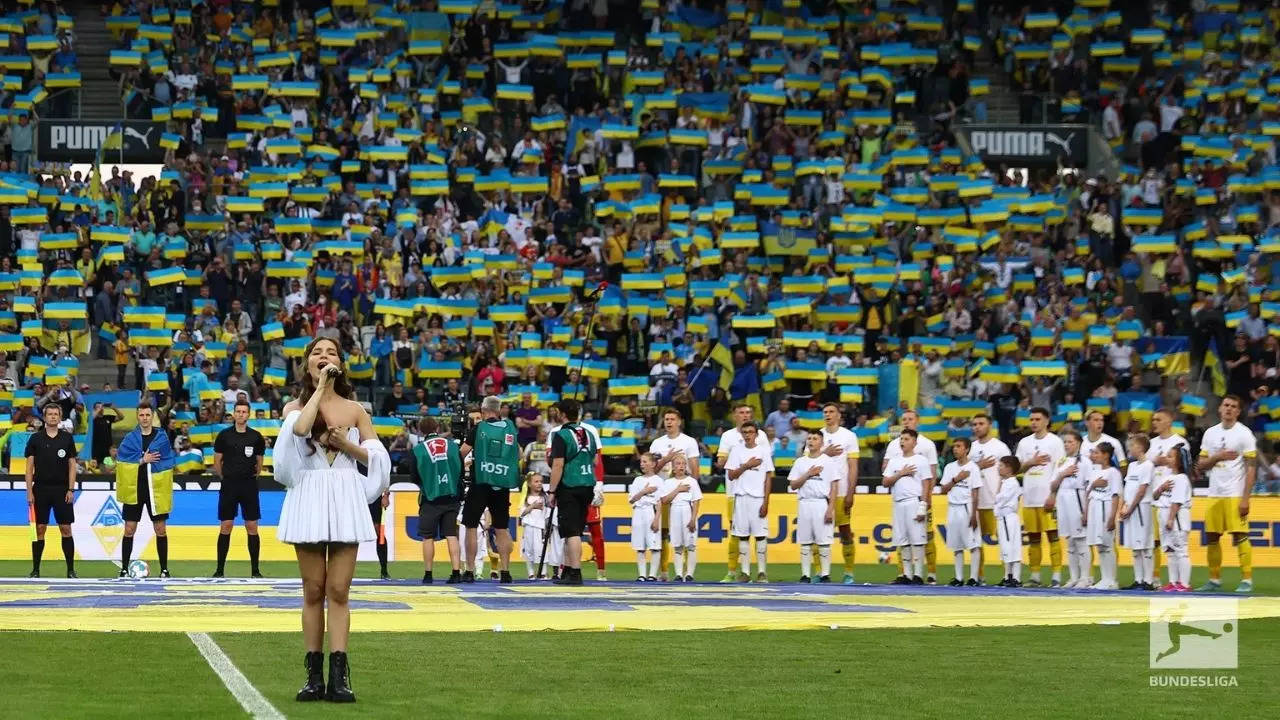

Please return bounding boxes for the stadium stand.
[0,0,1277,493]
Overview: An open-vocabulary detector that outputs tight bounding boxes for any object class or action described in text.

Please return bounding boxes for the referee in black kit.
[25,403,78,578]
[212,400,266,578]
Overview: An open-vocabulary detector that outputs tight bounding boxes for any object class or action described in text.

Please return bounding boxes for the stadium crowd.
[0,0,1275,500]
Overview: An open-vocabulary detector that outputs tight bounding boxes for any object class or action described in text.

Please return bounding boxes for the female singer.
[274,337,390,703]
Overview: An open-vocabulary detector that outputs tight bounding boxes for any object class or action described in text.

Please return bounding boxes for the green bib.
[413,435,463,502]
[556,423,599,488]
[473,419,521,489]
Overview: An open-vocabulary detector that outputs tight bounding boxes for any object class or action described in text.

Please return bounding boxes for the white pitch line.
[187,632,286,720]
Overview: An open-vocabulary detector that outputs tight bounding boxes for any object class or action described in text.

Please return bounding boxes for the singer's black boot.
[295,652,325,701]
[326,651,356,703]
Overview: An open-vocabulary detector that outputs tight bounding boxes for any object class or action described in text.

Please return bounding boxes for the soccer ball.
[128,560,150,579]
[877,551,892,564]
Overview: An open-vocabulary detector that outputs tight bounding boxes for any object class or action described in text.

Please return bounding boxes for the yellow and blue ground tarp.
[2,578,1276,633]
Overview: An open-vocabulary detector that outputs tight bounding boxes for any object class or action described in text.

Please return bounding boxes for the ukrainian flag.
[783,362,827,382]
[123,306,165,326]
[146,267,185,286]
[261,367,287,386]
[608,376,649,396]
[146,372,169,391]
[10,207,46,225]
[266,261,309,278]
[42,302,83,319]
[1020,361,1068,377]
[732,314,776,329]
[129,328,171,347]
[225,197,264,213]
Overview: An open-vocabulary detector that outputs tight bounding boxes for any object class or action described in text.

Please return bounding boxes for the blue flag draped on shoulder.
[115,426,176,514]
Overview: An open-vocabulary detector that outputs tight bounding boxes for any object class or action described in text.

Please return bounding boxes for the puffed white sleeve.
[360,436,391,503]
[273,411,307,488]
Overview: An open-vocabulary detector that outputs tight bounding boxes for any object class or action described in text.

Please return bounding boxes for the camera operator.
[459,395,519,583]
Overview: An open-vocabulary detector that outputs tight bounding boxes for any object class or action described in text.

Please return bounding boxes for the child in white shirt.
[660,455,702,582]
[519,475,559,579]
[1120,434,1155,589]
[994,456,1024,587]
[1085,442,1123,590]
[1153,449,1193,591]
[628,453,664,581]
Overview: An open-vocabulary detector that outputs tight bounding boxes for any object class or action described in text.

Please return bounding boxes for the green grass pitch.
[2,561,1276,718]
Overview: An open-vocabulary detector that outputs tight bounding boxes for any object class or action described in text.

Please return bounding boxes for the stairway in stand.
[72,7,123,120]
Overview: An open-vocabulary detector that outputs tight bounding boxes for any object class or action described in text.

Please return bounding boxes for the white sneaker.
[1075,579,1093,590]
[1062,578,1079,589]
[1095,581,1118,590]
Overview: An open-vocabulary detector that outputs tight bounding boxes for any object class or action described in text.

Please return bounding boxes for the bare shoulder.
[344,398,372,424]
[282,400,301,415]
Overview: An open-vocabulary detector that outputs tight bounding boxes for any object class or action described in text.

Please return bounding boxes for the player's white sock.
[1143,549,1155,584]
[898,546,909,576]
[969,550,980,581]
[649,552,662,578]
[1178,552,1191,586]
[953,551,964,581]
[636,551,646,578]
[911,545,924,579]
[686,547,697,577]
[818,545,831,578]
[526,559,535,577]
[1086,544,1100,584]
[1011,560,1022,580]
[1003,561,1012,578]
[800,544,812,578]
[755,539,767,576]
[738,538,751,575]
[673,550,685,578]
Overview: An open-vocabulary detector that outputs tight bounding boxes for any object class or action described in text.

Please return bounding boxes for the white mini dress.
[273,411,391,544]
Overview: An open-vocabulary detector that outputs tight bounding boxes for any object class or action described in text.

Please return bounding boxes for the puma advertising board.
[960,124,1089,168]
[37,121,167,163]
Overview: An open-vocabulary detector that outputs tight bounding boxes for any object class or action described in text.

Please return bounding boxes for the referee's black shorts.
[217,481,261,522]
[555,485,594,539]
[462,483,511,529]
[33,486,74,525]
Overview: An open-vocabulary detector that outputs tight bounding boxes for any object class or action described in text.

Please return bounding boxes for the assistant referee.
[25,403,78,578]
[212,399,266,578]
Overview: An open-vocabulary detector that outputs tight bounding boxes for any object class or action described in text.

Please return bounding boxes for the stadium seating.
[0,0,1276,492]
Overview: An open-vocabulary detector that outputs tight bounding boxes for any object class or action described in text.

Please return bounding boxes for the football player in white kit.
[882,410,939,582]
[1148,408,1189,586]
[1153,446,1193,591]
[659,454,702,582]
[882,429,932,585]
[1047,430,1090,588]
[725,422,774,582]
[1195,395,1257,593]
[716,404,758,582]
[969,413,1011,583]
[788,430,838,583]
[1014,407,1065,586]
[628,453,664,581]
[819,403,859,584]
[939,437,981,586]
[1119,434,1155,590]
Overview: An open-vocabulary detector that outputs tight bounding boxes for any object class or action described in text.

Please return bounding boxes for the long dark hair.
[298,336,354,456]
